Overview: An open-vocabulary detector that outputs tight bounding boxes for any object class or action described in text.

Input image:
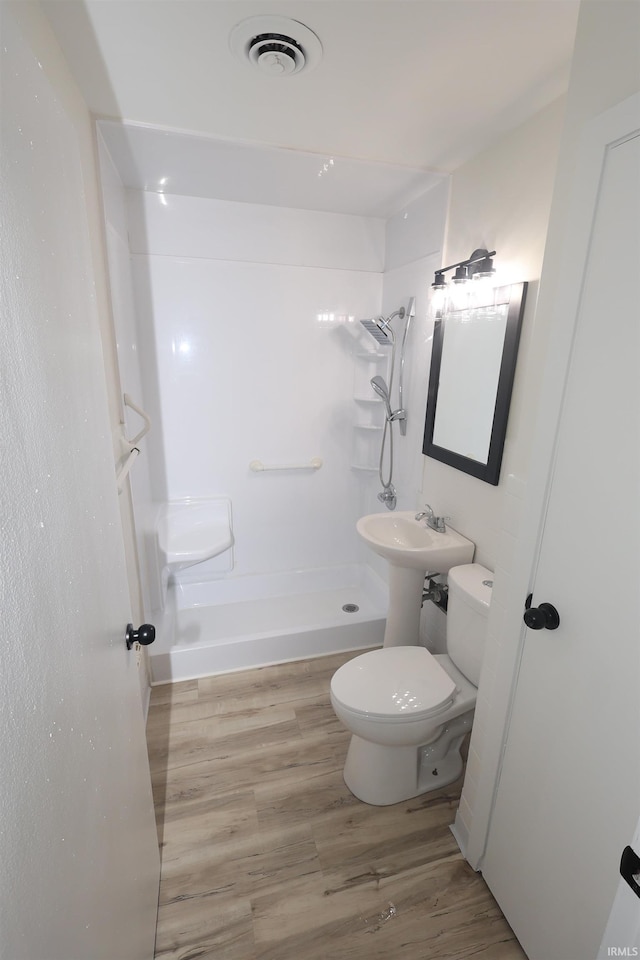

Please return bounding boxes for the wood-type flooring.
[146,650,526,960]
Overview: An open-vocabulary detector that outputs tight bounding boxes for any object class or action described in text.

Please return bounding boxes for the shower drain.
[342,603,359,614]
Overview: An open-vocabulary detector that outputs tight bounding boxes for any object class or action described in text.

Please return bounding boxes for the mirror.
[423,282,527,485]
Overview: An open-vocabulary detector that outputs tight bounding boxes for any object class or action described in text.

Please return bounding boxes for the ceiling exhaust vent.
[230,16,322,77]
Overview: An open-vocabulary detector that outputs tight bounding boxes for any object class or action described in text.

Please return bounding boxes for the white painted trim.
[450,818,469,859]
[464,91,640,870]
[141,665,152,720]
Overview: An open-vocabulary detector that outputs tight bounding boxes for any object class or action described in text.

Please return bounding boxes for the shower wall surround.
[128,190,384,578]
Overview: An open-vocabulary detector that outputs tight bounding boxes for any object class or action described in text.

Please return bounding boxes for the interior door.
[482,99,640,958]
[1,9,160,958]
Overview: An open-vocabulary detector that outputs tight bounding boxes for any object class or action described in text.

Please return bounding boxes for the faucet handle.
[433,514,451,531]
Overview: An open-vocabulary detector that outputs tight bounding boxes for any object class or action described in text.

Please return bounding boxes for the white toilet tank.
[446,563,493,686]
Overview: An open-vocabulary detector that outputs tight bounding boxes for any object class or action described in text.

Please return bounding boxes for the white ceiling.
[46,1,580,173]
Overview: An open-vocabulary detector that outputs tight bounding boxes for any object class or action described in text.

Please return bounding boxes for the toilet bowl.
[330,562,492,806]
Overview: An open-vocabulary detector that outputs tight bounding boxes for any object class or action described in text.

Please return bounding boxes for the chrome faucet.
[415,503,449,533]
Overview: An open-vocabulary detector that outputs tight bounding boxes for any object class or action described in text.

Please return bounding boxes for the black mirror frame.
[422,281,527,486]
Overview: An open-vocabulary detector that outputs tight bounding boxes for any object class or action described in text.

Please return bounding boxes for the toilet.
[330,563,492,805]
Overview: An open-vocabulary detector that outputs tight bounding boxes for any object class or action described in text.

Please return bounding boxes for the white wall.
[1,4,159,954]
[418,98,566,657]
[459,0,640,863]
[381,181,450,514]
[420,97,566,570]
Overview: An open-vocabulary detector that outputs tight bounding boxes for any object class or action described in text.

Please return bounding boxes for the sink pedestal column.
[383,565,425,647]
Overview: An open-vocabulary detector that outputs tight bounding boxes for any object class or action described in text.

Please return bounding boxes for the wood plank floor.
[146,651,526,960]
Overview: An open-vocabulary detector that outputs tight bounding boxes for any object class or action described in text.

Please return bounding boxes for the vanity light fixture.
[430,248,497,317]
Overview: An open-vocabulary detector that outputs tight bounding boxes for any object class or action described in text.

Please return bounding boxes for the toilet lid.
[331,647,456,721]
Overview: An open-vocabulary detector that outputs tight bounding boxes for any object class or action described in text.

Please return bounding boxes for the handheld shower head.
[370,375,389,400]
[370,375,393,419]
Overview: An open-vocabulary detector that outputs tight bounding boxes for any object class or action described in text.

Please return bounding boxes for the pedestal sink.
[357,511,474,646]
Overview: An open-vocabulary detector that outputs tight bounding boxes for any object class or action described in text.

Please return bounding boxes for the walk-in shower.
[360,298,415,509]
[96,114,447,685]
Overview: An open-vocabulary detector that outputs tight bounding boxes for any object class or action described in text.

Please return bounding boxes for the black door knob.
[125,623,156,650]
[620,845,640,899]
[523,595,560,631]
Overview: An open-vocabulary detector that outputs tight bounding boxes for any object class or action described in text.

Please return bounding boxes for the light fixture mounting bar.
[434,249,496,279]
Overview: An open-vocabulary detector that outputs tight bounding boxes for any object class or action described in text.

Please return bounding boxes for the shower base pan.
[149,563,387,684]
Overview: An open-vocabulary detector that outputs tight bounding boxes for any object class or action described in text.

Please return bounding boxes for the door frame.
[463,91,640,877]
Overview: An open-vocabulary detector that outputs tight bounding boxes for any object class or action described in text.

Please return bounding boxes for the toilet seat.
[331,646,457,723]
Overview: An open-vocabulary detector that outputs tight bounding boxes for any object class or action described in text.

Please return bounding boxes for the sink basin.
[357,511,474,646]
[357,511,474,572]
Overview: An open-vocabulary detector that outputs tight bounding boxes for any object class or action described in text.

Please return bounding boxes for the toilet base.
[342,710,474,806]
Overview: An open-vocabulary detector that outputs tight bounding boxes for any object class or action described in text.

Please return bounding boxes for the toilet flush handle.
[523,594,560,631]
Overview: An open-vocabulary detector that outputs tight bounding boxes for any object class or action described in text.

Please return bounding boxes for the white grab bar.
[123,393,152,446]
[116,447,140,493]
[249,457,323,472]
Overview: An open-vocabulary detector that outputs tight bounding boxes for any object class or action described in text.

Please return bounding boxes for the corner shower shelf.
[352,343,389,475]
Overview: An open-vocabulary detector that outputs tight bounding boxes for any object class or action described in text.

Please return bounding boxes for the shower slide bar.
[249,458,323,472]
